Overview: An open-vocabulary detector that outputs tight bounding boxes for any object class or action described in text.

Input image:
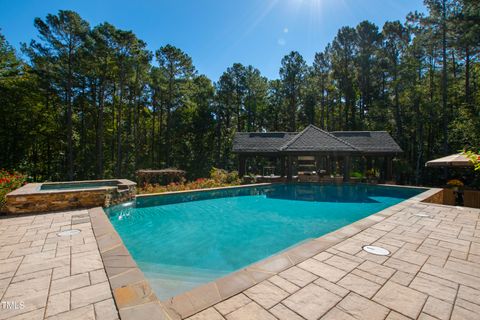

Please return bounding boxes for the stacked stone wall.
[5,180,137,214]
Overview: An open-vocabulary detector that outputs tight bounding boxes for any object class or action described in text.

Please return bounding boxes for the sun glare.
[287,0,346,11]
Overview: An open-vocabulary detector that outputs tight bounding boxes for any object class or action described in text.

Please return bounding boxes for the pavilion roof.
[232,132,298,153]
[281,125,357,152]
[331,131,403,154]
[232,125,402,155]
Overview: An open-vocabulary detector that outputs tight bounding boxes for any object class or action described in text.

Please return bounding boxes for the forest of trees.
[0,0,479,185]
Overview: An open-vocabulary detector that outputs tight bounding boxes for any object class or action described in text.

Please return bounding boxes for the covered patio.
[233,125,402,183]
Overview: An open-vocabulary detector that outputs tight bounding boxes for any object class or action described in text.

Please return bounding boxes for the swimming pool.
[106,183,425,300]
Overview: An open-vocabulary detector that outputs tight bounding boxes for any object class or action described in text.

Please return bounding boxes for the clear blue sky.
[0,0,426,80]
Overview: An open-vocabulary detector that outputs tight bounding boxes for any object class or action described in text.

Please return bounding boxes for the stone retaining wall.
[421,188,455,206]
[5,179,136,214]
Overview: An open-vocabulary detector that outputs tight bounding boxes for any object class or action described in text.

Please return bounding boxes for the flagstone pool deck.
[1,187,480,320]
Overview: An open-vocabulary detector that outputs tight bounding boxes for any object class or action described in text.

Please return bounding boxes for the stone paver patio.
[1,189,480,320]
[185,201,480,320]
[0,210,118,320]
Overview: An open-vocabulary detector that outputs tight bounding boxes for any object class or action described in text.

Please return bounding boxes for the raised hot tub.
[4,179,136,214]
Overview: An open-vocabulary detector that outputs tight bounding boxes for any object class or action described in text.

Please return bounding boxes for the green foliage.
[366,169,380,178]
[464,150,480,171]
[280,51,307,131]
[209,167,241,185]
[350,171,364,179]
[139,168,241,194]
[0,1,479,186]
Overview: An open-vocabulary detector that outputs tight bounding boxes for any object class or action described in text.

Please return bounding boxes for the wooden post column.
[287,156,293,181]
[366,156,373,170]
[380,157,386,181]
[343,155,351,182]
[385,156,393,181]
[280,156,286,177]
[315,154,321,172]
[325,156,331,175]
[239,154,246,178]
[359,156,365,177]
[333,155,338,175]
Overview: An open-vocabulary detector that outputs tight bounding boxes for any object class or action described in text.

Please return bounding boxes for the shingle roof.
[281,125,358,152]
[232,125,403,154]
[232,132,298,153]
[331,131,403,153]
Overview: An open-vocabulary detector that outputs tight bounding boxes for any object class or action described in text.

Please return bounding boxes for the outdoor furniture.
[298,174,319,183]
[262,166,276,177]
[317,169,327,176]
[319,176,335,183]
[350,177,362,183]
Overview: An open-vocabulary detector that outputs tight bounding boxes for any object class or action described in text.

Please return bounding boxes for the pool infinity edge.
[89,184,442,320]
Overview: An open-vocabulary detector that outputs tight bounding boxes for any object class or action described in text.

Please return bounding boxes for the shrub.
[365,168,379,178]
[447,179,464,187]
[138,168,242,194]
[210,167,241,184]
[0,169,27,211]
[350,171,364,179]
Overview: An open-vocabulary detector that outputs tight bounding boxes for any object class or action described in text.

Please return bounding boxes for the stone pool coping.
[135,182,273,198]
[135,182,428,200]
[90,185,442,320]
[89,207,169,320]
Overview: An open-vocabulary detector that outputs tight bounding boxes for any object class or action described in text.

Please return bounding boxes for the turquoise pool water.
[40,181,118,190]
[106,184,424,300]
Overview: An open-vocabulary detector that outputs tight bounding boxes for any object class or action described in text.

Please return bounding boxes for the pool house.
[233,124,403,182]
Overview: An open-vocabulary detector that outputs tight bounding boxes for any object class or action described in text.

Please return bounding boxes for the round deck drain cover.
[362,245,390,256]
[57,229,81,237]
[413,213,431,218]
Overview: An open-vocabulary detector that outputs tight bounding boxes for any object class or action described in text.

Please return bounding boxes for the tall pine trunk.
[96,82,105,179]
[66,40,74,180]
[441,0,448,156]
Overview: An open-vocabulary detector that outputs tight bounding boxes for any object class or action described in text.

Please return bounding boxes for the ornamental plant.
[365,168,379,178]
[463,150,480,171]
[138,168,241,194]
[0,169,27,211]
[446,179,464,187]
[350,171,364,179]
